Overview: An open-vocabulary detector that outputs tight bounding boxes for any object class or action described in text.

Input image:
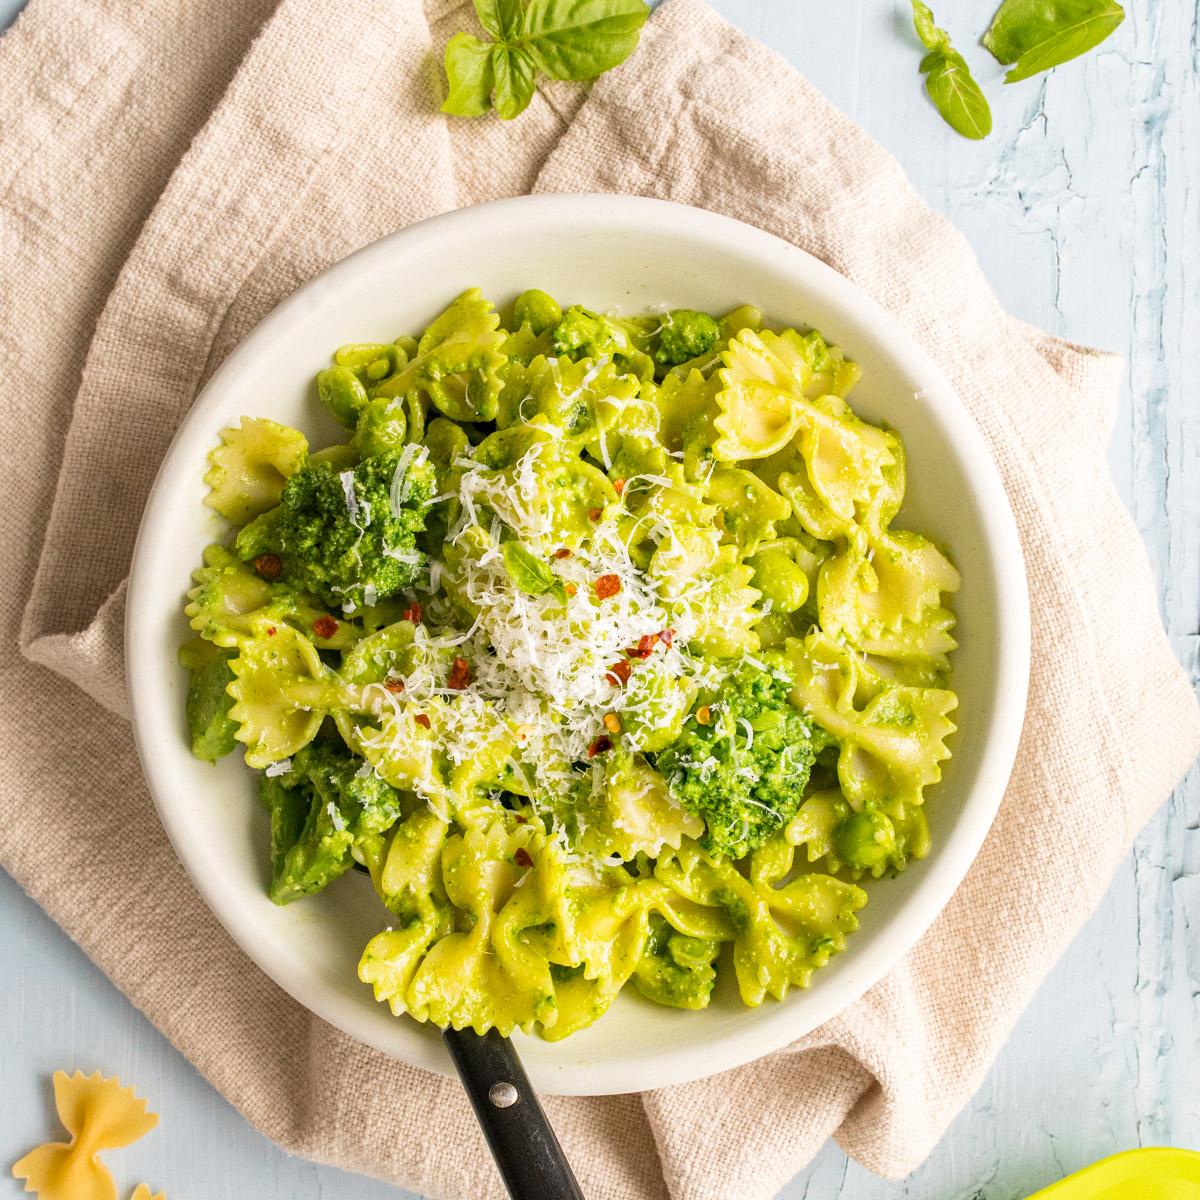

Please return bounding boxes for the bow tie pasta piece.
[576,753,703,860]
[818,529,960,640]
[838,687,957,807]
[651,369,720,454]
[656,842,866,1006]
[184,545,358,651]
[462,435,619,550]
[352,700,449,803]
[203,417,308,525]
[535,880,657,1041]
[373,806,452,920]
[670,544,764,660]
[406,819,558,1035]
[783,633,956,873]
[711,328,822,461]
[705,467,792,553]
[369,289,507,423]
[226,622,341,768]
[12,1072,158,1200]
[358,807,454,1017]
[775,405,902,535]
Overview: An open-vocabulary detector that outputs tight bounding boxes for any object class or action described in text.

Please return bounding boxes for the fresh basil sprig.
[501,540,567,601]
[910,2,993,141]
[983,0,1125,84]
[443,0,650,121]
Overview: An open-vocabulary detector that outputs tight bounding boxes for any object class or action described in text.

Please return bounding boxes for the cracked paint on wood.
[0,0,1194,1197]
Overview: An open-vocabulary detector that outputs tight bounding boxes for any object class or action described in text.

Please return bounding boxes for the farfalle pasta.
[11,1071,158,1200]
[178,288,960,1038]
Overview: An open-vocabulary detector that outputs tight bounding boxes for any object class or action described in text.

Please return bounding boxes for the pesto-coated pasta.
[179,288,959,1038]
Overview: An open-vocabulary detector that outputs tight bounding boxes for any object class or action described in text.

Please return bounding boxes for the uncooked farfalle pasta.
[179,288,959,1039]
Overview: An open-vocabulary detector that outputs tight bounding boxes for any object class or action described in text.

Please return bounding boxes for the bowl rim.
[126,192,1030,1095]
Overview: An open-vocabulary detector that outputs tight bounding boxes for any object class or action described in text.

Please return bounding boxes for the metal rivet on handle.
[489,1081,519,1108]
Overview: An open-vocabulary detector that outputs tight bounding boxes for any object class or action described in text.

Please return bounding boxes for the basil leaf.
[474,0,524,41]
[491,44,538,119]
[922,49,993,139]
[473,0,501,38]
[502,541,558,595]
[521,0,650,82]
[442,33,495,117]
[910,3,992,141]
[983,0,1124,83]
[910,0,947,52]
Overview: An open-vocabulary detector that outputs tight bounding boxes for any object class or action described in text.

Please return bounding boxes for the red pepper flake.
[414,713,431,730]
[447,657,471,690]
[513,814,528,824]
[659,627,675,648]
[266,626,277,638]
[594,573,621,600]
[588,507,603,522]
[612,478,626,495]
[605,659,633,687]
[514,848,534,868]
[627,633,658,660]
[553,548,572,559]
[587,735,613,758]
[312,615,339,640]
[402,601,423,625]
[252,554,282,581]
[384,678,405,693]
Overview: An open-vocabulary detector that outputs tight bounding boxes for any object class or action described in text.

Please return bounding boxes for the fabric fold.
[2,0,1196,1197]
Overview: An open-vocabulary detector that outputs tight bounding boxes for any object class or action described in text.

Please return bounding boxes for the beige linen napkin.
[1,0,1196,1196]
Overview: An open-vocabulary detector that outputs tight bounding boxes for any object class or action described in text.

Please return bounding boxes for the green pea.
[351,397,407,458]
[750,550,810,613]
[834,809,897,871]
[333,342,407,383]
[513,289,562,335]
[316,365,369,428]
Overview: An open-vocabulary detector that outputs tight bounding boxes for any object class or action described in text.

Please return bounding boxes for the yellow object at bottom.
[1029,1149,1200,1199]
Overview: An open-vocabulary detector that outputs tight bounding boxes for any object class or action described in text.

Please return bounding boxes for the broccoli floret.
[550,306,654,378]
[655,660,827,859]
[654,308,721,368]
[235,451,435,611]
[258,740,403,904]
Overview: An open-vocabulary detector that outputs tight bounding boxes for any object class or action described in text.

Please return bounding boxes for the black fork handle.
[443,1026,586,1200]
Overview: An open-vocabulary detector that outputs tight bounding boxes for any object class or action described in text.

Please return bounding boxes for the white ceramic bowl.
[127,194,1029,1095]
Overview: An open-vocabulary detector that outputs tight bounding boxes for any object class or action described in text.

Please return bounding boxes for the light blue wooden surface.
[1,1,1196,1197]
